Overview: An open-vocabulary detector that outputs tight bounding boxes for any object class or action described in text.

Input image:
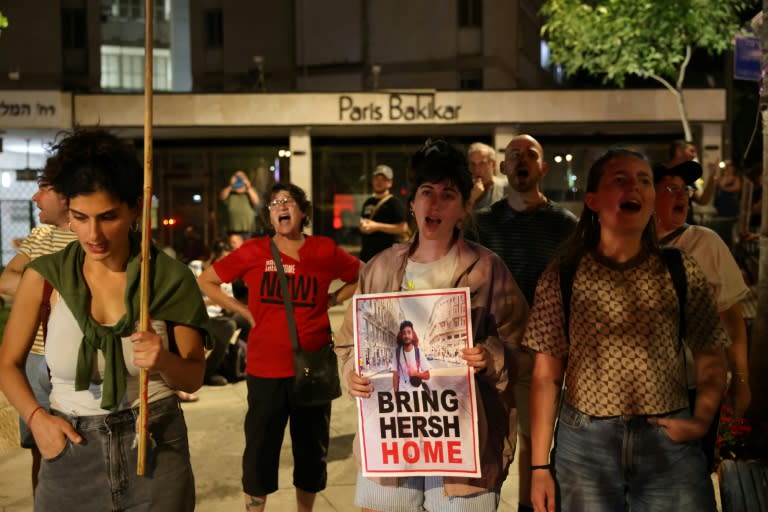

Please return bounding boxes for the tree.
[540,0,750,141]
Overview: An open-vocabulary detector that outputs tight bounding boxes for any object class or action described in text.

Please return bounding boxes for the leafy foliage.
[540,0,749,87]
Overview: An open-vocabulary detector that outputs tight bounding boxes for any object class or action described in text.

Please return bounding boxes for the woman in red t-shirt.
[199,182,361,512]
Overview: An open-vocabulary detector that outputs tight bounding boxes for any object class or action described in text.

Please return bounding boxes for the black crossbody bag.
[270,238,341,406]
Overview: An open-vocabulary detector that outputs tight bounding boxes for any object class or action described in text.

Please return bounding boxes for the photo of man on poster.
[392,320,431,393]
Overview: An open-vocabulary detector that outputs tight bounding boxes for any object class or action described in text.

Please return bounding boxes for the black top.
[359,194,407,262]
[475,199,577,306]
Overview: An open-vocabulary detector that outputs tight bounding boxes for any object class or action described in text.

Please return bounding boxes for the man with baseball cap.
[358,164,408,262]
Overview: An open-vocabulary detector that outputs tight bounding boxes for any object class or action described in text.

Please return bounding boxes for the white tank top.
[46,295,176,416]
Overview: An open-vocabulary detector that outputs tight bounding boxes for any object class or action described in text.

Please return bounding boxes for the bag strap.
[369,193,393,219]
[40,279,54,344]
[269,238,301,355]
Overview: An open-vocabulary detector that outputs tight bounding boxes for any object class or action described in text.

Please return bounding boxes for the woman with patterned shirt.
[525,148,729,512]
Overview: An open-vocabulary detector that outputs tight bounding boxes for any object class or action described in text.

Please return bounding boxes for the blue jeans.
[554,402,715,512]
[35,396,194,512]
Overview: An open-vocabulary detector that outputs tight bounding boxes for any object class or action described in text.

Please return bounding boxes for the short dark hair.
[261,182,312,231]
[408,139,473,204]
[210,239,232,261]
[396,320,419,347]
[44,127,142,207]
[669,139,694,159]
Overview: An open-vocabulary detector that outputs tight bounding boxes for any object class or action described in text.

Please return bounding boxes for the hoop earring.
[410,210,415,217]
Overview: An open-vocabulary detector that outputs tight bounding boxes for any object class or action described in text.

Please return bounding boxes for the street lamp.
[253,55,265,92]
[371,64,381,90]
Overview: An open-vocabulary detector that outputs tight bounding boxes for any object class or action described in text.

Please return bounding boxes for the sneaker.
[205,374,228,386]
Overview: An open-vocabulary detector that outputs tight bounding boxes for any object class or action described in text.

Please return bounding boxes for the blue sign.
[734,35,761,82]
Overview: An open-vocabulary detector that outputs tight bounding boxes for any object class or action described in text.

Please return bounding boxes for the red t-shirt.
[213,235,359,378]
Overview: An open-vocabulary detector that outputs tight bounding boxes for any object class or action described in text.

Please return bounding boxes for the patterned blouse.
[523,250,729,417]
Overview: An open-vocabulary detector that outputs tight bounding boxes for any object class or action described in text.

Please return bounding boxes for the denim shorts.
[553,401,716,512]
[35,396,194,512]
[19,353,51,448]
[355,473,500,512]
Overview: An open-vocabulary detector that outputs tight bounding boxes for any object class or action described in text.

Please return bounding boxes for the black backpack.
[559,247,687,348]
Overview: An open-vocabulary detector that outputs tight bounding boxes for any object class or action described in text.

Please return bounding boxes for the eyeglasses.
[663,185,695,198]
[268,197,296,208]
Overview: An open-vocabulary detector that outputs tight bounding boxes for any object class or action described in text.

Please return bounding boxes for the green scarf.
[29,237,210,412]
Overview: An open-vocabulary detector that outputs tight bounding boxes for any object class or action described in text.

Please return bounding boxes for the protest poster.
[352,287,480,477]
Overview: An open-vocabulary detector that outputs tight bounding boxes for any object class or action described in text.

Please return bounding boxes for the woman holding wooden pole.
[0,128,210,511]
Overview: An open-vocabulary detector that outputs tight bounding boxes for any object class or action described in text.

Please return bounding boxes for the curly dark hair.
[261,182,312,232]
[43,127,142,207]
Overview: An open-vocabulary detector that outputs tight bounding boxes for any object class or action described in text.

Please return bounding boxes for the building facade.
[0,1,726,261]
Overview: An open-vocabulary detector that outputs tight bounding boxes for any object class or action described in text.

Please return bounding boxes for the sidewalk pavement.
[0,305,521,511]
[0,381,520,511]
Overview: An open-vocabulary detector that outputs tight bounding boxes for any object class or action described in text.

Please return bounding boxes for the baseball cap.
[652,160,702,186]
[373,164,393,180]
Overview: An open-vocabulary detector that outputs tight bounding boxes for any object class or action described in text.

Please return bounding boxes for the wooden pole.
[137,0,154,476]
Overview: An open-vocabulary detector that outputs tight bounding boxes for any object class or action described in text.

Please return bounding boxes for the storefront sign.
[0,91,70,128]
[339,93,462,122]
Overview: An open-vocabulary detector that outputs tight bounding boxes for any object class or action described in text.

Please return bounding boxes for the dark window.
[458,0,482,28]
[62,8,87,49]
[459,69,483,90]
[205,9,223,49]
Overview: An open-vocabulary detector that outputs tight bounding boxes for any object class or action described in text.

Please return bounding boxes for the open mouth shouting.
[424,215,442,229]
[619,199,642,212]
[671,201,687,214]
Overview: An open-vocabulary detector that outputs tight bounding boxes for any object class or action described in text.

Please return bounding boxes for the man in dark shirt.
[476,134,577,512]
[359,164,408,262]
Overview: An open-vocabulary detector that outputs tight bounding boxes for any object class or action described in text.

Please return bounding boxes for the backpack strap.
[40,280,54,345]
[559,260,576,347]
[660,247,687,350]
[658,224,690,246]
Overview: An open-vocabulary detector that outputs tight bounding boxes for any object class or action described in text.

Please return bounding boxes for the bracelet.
[26,406,44,427]
[531,464,551,471]
[734,372,748,383]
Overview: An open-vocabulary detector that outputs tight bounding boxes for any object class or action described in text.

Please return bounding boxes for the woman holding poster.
[337,139,530,511]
